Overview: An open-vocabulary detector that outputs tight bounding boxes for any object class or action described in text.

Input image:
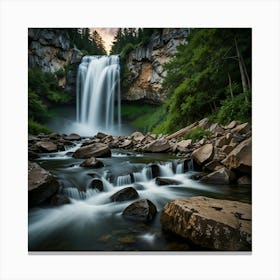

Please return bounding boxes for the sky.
[91,28,118,54]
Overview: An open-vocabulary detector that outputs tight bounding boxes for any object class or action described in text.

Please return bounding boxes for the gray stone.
[200,167,236,184]
[73,143,111,159]
[80,157,104,168]
[110,187,139,202]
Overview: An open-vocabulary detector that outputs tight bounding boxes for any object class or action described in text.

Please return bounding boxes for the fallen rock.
[203,160,224,172]
[64,133,81,141]
[80,157,104,168]
[160,196,251,250]
[122,199,157,222]
[119,139,132,148]
[131,131,145,142]
[200,167,236,184]
[191,143,214,165]
[89,179,103,191]
[221,145,234,154]
[231,122,250,135]
[95,132,108,139]
[209,123,225,135]
[222,138,251,174]
[237,175,251,185]
[28,161,59,207]
[50,194,71,206]
[223,120,240,130]
[110,187,139,202]
[176,139,192,152]
[35,141,58,152]
[143,138,170,152]
[73,143,111,159]
[155,177,181,186]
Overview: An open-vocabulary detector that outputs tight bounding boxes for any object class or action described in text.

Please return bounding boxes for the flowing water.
[75,55,121,136]
[28,143,251,251]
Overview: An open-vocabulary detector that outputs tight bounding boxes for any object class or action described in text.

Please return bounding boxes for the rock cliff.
[28,28,83,94]
[123,28,189,104]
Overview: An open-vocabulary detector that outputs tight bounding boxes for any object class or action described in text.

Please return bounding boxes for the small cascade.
[159,162,174,177]
[133,166,153,182]
[187,159,194,171]
[176,162,184,174]
[76,55,121,135]
[116,174,132,186]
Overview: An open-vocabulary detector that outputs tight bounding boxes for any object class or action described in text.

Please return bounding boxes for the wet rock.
[132,183,145,190]
[80,157,104,168]
[149,164,160,178]
[190,172,207,180]
[155,177,181,186]
[95,132,108,139]
[35,141,58,152]
[73,143,111,159]
[50,194,71,206]
[28,161,59,207]
[237,175,251,185]
[64,133,81,141]
[28,150,39,160]
[191,143,214,165]
[200,167,236,184]
[222,137,252,174]
[203,160,224,172]
[160,196,251,250]
[143,138,170,152]
[110,187,139,202]
[89,179,103,191]
[122,199,157,222]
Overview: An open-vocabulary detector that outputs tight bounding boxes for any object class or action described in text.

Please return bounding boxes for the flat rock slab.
[160,196,251,251]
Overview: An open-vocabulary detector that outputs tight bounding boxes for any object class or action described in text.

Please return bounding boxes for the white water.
[76,55,121,136]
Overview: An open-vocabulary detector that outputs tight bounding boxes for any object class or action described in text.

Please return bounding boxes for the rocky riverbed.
[28,119,252,251]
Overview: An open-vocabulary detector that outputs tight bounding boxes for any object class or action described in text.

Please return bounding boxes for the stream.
[28,141,251,251]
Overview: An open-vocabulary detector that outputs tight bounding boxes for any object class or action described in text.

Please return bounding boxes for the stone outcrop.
[123,28,189,104]
[28,28,83,94]
[161,197,252,250]
[73,143,111,159]
[28,161,59,207]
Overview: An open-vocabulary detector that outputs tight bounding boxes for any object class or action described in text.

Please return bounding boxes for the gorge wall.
[123,28,189,104]
[28,28,83,95]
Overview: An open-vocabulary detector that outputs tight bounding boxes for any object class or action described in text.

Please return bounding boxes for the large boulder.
[221,138,252,174]
[200,167,236,184]
[176,139,192,152]
[143,138,170,152]
[73,143,111,159]
[131,131,145,142]
[28,161,59,207]
[155,177,181,186]
[80,157,104,168]
[122,199,157,222]
[89,179,103,191]
[35,141,58,152]
[231,122,251,135]
[50,194,71,206]
[110,187,139,202]
[64,133,81,141]
[161,197,251,250]
[191,144,214,165]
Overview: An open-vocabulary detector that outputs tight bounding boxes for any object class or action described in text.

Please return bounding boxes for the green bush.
[28,89,48,122]
[28,119,52,135]
[120,43,135,59]
[216,93,251,125]
[184,128,211,142]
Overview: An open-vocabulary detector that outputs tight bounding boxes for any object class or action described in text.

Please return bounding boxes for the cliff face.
[123,28,189,104]
[28,28,83,94]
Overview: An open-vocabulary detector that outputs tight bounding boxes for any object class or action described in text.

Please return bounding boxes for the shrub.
[28,119,52,135]
[184,128,211,142]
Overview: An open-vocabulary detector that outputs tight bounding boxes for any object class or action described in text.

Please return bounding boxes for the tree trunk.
[235,37,249,102]
[228,72,234,100]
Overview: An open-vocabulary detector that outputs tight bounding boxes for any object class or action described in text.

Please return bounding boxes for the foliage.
[216,92,251,125]
[28,119,52,135]
[28,89,48,122]
[153,28,252,133]
[66,28,106,55]
[184,128,211,142]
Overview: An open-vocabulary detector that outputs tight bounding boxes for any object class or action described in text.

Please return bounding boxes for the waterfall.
[76,55,121,135]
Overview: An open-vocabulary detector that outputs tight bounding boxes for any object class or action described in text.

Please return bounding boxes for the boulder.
[131,131,145,142]
[140,134,155,144]
[221,145,234,154]
[89,179,103,191]
[143,138,170,152]
[223,120,240,130]
[149,164,160,178]
[215,136,228,148]
[209,123,225,135]
[64,133,81,141]
[176,139,192,152]
[160,196,251,250]
[110,187,139,202]
[200,167,236,184]
[50,194,71,206]
[95,132,108,139]
[132,183,145,190]
[80,157,104,168]
[119,139,132,148]
[35,141,58,152]
[191,143,214,165]
[198,118,212,129]
[73,143,111,159]
[231,122,251,135]
[237,175,251,185]
[28,161,59,207]
[155,177,181,186]
[203,160,224,172]
[122,199,157,222]
[222,138,252,174]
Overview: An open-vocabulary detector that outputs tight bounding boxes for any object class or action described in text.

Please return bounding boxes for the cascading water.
[76,55,121,135]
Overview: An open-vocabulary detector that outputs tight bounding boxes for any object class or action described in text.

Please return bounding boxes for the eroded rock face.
[160,197,252,250]
[73,143,111,159]
[123,28,189,104]
[122,199,157,222]
[28,161,59,207]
